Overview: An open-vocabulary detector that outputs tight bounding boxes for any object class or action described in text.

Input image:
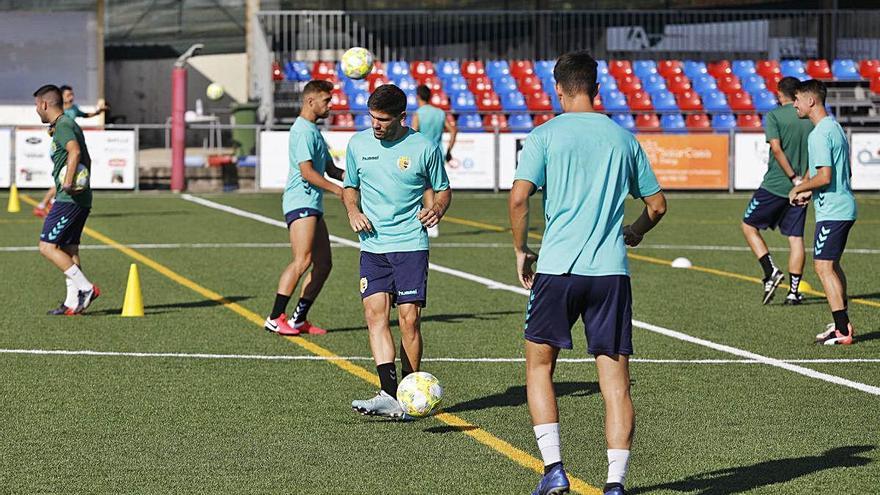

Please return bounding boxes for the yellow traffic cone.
[7,184,20,213]
[121,263,144,317]
[799,280,813,293]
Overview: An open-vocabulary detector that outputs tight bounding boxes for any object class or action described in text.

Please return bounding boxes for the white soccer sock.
[606,449,631,485]
[533,423,562,466]
[64,264,93,292]
[64,277,78,308]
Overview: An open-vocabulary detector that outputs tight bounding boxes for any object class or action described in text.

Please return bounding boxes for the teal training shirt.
[415,104,445,146]
[343,128,450,253]
[283,117,332,214]
[63,105,88,120]
[808,116,857,222]
[514,112,661,277]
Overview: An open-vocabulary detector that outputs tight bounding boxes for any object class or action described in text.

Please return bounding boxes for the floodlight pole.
[171,43,203,192]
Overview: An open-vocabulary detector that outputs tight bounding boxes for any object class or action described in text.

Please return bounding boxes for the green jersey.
[761,104,813,198]
[808,116,857,222]
[415,104,445,146]
[51,114,92,209]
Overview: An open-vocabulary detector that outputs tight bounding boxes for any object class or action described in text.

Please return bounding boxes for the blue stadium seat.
[641,74,667,93]
[405,90,419,112]
[711,113,737,131]
[486,60,510,78]
[660,114,687,133]
[742,74,767,94]
[753,90,778,112]
[540,76,556,93]
[701,91,730,113]
[349,91,370,111]
[285,61,311,81]
[832,59,861,81]
[492,75,520,94]
[450,91,478,112]
[597,60,609,75]
[534,60,555,79]
[549,91,562,112]
[732,60,757,79]
[393,75,419,91]
[509,113,534,132]
[692,74,718,94]
[601,90,629,112]
[501,91,527,111]
[457,113,484,132]
[342,77,368,94]
[633,60,658,79]
[781,60,807,80]
[683,60,708,79]
[437,60,461,79]
[650,90,678,112]
[354,113,372,130]
[443,74,469,93]
[386,61,410,79]
[598,73,619,91]
[611,113,635,131]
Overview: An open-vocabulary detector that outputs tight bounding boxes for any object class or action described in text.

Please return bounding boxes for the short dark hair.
[416,85,431,103]
[367,84,407,115]
[776,77,800,101]
[33,84,62,107]
[795,79,827,105]
[553,51,598,98]
[59,85,72,93]
[302,79,334,97]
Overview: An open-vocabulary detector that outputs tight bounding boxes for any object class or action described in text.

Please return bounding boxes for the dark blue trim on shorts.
[813,220,854,261]
[39,201,90,246]
[285,208,323,227]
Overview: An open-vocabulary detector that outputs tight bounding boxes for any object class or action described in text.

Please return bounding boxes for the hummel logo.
[299,211,310,218]
[817,192,827,207]
[362,155,379,161]
[744,199,760,218]
[815,226,831,255]
[47,216,70,241]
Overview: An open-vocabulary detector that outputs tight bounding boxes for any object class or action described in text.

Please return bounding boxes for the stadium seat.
[728,91,754,111]
[430,91,451,110]
[859,60,880,79]
[510,60,535,79]
[386,61,410,79]
[871,76,880,95]
[525,90,553,111]
[313,61,336,80]
[683,60,708,79]
[461,60,486,79]
[627,91,653,111]
[692,74,718,94]
[737,113,763,129]
[651,90,678,112]
[742,74,767,94]
[635,113,661,131]
[753,90,778,112]
[492,75,520,95]
[732,60,757,79]
[612,113,635,131]
[660,113,687,133]
[405,90,418,112]
[343,77,368,94]
[533,113,554,126]
[609,60,633,79]
[711,113,737,131]
[509,113,534,132]
[676,90,703,111]
[540,75,557,93]
[393,75,419,91]
[476,91,502,111]
[486,60,510,79]
[483,113,510,132]
[593,93,605,112]
[765,73,783,92]
[617,75,643,95]
[633,60,658,79]
[420,76,444,92]
[658,60,683,78]
[367,75,390,92]
[685,113,712,130]
[598,73,619,91]
[437,60,461,79]
[707,60,732,79]
[717,74,742,94]
[534,60,555,79]
[806,59,833,80]
[330,90,349,110]
[666,74,692,94]
[831,59,860,81]
[354,113,372,130]
[349,91,370,111]
[781,60,807,80]
[597,60,609,75]
[641,74,667,93]
[457,113,484,132]
[601,90,629,112]
[450,91,477,112]
[517,75,544,93]
[286,61,311,81]
[756,60,781,79]
[444,75,469,93]
[501,91,527,111]
[410,60,435,79]
[701,91,730,113]
[548,91,562,112]
[468,76,494,94]
[331,113,355,130]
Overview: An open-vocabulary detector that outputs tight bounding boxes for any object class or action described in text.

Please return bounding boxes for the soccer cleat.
[427,225,440,238]
[762,269,785,305]
[815,323,836,342]
[783,292,804,305]
[818,324,855,346]
[73,285,101,313]
[264,313,300,336]
[290,320,327,335]
[47,303,77,316]
[604,483,626,495]
[351,390,411,420]
[531,464,570,495]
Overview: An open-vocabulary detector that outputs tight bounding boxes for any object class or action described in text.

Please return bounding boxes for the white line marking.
[181,194,880,397]
[0,242,516,253]
[2,348,879,364]
[638,244,880,255]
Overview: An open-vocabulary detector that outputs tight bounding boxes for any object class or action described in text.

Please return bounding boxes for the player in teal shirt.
[264,80,345,337]
[344,85,451,419]
[790,79,858,345]
[412,85,457,238]
[509,52,667,495]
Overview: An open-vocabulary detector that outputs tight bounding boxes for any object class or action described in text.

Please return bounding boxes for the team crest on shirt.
[397,156,411,171]
[360,277,369,294]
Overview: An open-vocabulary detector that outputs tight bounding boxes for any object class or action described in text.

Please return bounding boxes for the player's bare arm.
[342,186,372,233]
[789,167,831,204]
[417,188,451,228]
[509,179,538,289]
[444,119,457,161]
[300,160,343,197]
[623,191,667,247]
[410,112,420,131]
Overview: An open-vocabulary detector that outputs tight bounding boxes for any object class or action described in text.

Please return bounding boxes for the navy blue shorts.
[39,201,90,246]
[813,220,854,261]
[743,188,806,237]
[284,207,323,227]
[359,251,429,307]
[525,273,633,356]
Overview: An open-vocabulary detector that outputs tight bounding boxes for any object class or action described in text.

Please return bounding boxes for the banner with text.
[636,134,729,190]
[499,133,529,190]
[0,129,10,188]
[733,132,769,190]
[851,133,880,190]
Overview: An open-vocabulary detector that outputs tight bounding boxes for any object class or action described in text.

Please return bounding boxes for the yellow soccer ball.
[396,371,443,417]
[341,47,374,80]
[206,83,224,100]
[59,163,90,191]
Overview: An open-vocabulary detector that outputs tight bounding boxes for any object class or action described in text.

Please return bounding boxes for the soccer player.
[33,84,100,315]
[789,79,857,345]
[411,84,457,238]
[344,84,451,419]
[263,80,345,336]
[508,51,666,495]
[741,76,814,305]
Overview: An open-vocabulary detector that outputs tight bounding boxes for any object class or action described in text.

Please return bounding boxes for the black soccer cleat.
[762,269,785,305]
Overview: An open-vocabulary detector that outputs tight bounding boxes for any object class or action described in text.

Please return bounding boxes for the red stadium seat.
[859,60,880,79]
[737,114,763,129]
[806,59,833,80]
[410,61,435,79]
[367,75,389,92]
[635,113,661,131]
[728,91,755,111]
[593,93,604,112]
[627,91,653,111]
[676,90,703,111]
[666,74,692,94]
[312,61,336,79]
[686,113,712,130]
[609,60,633,79]
[476,91,502,112]
[371,61,386,77]
[765,73,783,92]
[517,75,544,93]
[533,113,554,127]
[420,76,444,92]
[717,74,742,94]
[658,60,683,78]
[617,75,643,95]
[461,60,486,79]
[510,60,536,79]
[330,90,349,110]
[871,76,880,95]
[272,61,284,81]
[430,91,451,110]
[756,60,781,80]
[468,76,494,93]
[707,60,732,79]
[331,113,355,130]
[483,113,510,132]
[525,90,553,111]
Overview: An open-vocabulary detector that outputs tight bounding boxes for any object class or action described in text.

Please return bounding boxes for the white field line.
[2,348,879,364]
[181,194,880,397]
[0,242,522,253]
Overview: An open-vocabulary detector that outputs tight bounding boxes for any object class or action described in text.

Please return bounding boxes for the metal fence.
[258,9,880,64]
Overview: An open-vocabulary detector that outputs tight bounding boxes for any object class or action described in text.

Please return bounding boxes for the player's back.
[415,105,445,146]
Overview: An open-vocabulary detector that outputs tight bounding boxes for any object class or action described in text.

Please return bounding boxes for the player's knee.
[38,242,58,258]
[813,260,833,275]
[399,311,420,332]
[293,254,313,273]
[741,222,755,235]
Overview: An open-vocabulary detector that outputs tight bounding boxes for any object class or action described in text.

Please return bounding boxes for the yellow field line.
[20,194,599,495]
[442,214,880,309]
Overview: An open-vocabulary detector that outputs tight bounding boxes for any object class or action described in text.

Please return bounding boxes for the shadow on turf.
[631,445,874,495]
[442,381,600,414]
[89,210,190,218]
[797,292,880,306]
[87,295,252,316]
[424,425,478,434]
[329,310,521,332]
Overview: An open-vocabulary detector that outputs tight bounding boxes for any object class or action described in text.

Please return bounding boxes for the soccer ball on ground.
[58,163,89,191]
[206,82,225,100]
[397,371,443,417]
[341,47,374,80]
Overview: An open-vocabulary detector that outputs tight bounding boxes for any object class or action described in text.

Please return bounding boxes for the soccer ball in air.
[397,371,443,417]
[206,83,224,100]
[59,163,89,191]
[341,47,374,80]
